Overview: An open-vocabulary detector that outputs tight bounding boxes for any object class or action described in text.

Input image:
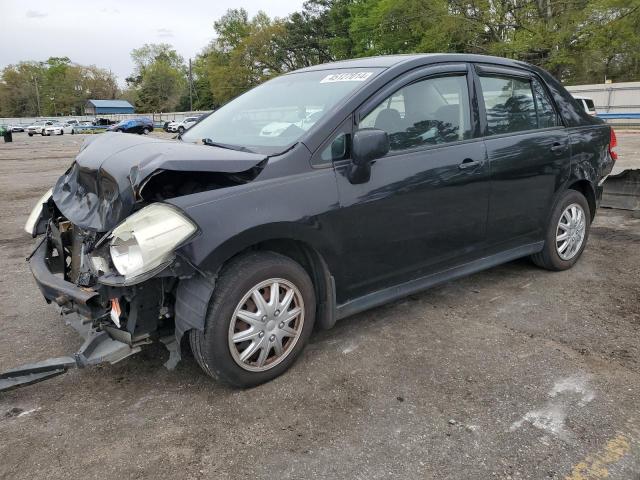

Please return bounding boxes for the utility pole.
[33,76,41,117]
[188,58,193,112]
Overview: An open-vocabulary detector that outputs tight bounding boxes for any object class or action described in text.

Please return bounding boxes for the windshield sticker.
[320,72,373,83]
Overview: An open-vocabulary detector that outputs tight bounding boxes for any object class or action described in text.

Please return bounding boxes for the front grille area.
[48,218,103,287]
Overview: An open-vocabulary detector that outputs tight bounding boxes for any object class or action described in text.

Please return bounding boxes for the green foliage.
[2,0,639,117]
[126,43,188,112]
[193,1,640,107]
[0,59,118,117]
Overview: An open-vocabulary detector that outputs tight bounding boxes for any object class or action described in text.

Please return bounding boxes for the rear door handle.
[458,159,481,170]
[550,142,567,153]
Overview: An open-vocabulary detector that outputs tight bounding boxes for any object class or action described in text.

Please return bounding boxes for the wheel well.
[228,239,336,329]
[568,180,596,220]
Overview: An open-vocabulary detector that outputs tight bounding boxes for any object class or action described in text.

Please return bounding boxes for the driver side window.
[360,75,472,151]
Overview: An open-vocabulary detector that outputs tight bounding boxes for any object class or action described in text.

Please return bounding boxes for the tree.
[127,43,187,112]
[0,58,118,117]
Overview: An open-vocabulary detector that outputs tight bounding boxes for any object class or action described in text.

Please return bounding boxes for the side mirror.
[349,128,389,184]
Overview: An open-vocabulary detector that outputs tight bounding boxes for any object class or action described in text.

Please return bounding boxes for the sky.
[0,0,304,85]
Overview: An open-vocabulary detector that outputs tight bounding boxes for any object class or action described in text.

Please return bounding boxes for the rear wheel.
[41,130,46,136]
[143,127,150,135]
[28,133,33,137]
[531,189,590,271]
[190,251,316,388]
[59,130,64,135]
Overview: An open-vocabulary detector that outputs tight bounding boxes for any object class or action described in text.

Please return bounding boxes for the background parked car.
[107,117,154,134]
[44,123,74,136]
[26,121,55,136]
[93,118,116,126]
[573,95,597,115]
[168,116,201,134]
[10,124,26,132]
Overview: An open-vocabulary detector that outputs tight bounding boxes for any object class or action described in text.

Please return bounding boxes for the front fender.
[168,167,341,276]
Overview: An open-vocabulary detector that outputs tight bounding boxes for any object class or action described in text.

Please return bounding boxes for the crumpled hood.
[52,133,267,231]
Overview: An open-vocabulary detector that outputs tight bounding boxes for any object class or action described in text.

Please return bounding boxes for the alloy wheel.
[556,203,586,260]
[228,278,305,372]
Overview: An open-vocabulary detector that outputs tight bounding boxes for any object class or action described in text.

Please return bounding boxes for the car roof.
[291,53,533,73]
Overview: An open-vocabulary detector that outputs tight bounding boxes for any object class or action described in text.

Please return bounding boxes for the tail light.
[609,128,618,161]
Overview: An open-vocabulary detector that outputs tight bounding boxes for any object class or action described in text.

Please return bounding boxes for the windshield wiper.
[202,138,255,153]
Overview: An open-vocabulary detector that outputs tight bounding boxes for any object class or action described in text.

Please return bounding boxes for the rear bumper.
[29,239,100,316]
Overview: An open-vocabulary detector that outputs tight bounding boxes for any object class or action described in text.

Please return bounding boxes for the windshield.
[182,68,382,154]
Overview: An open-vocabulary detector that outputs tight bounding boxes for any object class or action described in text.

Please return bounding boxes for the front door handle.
[458,158,481,170]
[550,142,567,154]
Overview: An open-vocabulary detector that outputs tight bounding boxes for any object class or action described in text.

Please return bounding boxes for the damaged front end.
[1,134,267,392]
[2,198,195,392]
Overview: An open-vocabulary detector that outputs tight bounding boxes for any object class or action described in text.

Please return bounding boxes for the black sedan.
[107,117,154,134]
[17,54,616,390]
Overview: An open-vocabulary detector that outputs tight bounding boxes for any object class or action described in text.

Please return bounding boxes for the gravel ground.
[0,131,639,480]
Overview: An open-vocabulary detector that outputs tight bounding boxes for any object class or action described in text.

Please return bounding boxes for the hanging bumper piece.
[0,328,144,393]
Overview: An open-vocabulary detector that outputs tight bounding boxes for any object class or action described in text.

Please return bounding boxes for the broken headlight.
[24,188,53,237]
[109,203,197,283]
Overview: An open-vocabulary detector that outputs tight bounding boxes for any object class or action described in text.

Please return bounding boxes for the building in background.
[84,99,135,116]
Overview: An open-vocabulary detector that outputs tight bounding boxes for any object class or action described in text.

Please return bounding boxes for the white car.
[26,121,55,136]
[44,123,74,136]
[259,110,323,137]
[573,96,597,116]
[168,116,200,134]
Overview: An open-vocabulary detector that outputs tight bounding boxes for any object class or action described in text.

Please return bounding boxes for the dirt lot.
[0,131,639,480]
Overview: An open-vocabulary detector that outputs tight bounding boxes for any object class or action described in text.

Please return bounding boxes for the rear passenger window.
[480,76,537,135]
[480,76,559,135]
[360,75,472,151]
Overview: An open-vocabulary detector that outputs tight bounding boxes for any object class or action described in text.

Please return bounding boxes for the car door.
[475,65,571,250]
[330,64,490,301]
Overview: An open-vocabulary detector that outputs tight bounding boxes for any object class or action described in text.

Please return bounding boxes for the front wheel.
[143,128,150,135]
[178,126,185,134]
[41,130,46,136]
[28,133,33,137]
[531,189,591,271]
[190,251,316,388]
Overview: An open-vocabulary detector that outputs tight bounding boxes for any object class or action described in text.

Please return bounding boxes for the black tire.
[59,130,64,135]
[116,129,123,133]
[189,251,316,388]
[143,128,150,135]
[41,130,46,136]
[28,133,33,137]
[178,126,185,134]
[71,129,75,135]
[531,189,591,271]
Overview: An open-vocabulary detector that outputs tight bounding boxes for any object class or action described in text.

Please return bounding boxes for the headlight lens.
[24,188,53,236]
[109,203,197,282]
